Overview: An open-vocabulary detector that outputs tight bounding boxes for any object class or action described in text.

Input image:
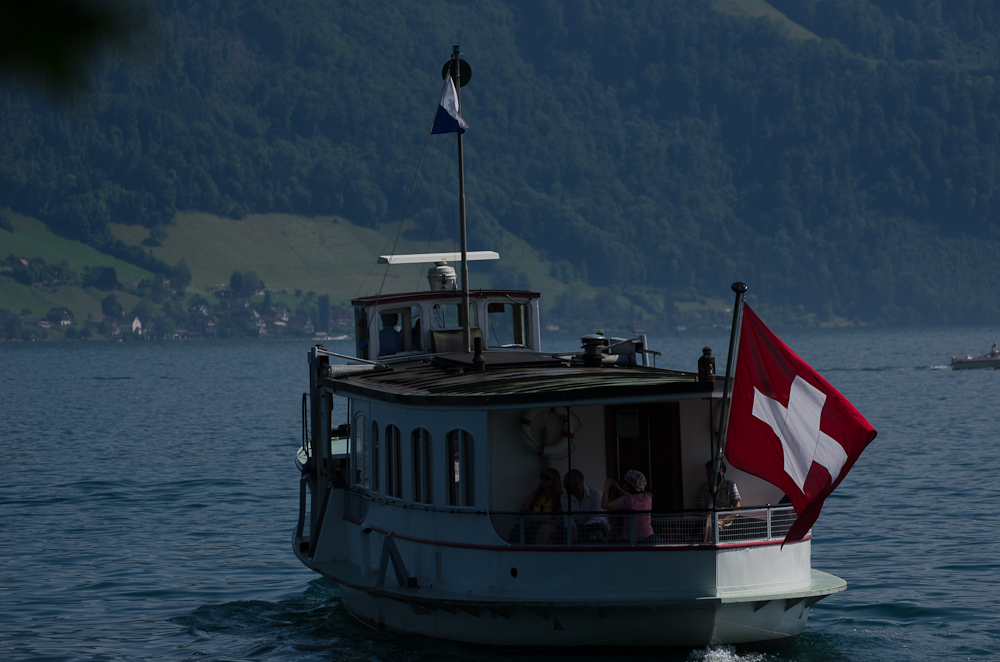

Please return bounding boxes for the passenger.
[602,469,658,544]
[520,468,564,544]
[378,312,404,355]
[561,469,610,543]
[699,460,742,539]
[698,460,741,511]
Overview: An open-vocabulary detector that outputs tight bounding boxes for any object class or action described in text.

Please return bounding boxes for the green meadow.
[1,210,581,336]
[709,0,819,41]
[0,215,154,320]
[109,212,571,308]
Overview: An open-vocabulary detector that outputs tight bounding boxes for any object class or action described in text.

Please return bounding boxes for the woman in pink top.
[601,470,659,544]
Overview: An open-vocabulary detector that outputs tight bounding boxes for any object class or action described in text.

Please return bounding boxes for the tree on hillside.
[1,309,22,339]
[101,294,123,318]
[130,299,154,319]
[171,259,191,292]
[83,266,118,291]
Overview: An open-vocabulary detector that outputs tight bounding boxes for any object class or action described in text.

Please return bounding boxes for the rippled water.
[2,328,999,661]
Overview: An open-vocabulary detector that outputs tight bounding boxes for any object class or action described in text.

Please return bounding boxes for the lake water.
[2,326,999,661]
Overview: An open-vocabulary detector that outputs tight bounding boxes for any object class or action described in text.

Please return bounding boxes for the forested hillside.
[4,0,1000,326]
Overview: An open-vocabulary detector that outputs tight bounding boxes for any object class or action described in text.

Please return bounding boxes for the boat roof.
[352,289,540,306]
[325,352,718,407]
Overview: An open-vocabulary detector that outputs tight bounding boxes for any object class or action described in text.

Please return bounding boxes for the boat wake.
[687,645,770,662]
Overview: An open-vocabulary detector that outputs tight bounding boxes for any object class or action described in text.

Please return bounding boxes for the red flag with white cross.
[725,306,877,543]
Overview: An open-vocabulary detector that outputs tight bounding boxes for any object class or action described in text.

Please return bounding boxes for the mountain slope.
[3,0,1000,325]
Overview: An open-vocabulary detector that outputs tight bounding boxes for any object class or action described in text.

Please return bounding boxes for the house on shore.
[47,308,74,326]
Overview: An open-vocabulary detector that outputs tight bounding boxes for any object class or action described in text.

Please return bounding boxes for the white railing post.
[712,511,719,544]
[630,513,637,546]
[767,506,772,539]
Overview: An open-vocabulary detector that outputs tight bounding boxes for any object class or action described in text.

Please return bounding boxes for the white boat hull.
[336,574,837,646]
[295,507,846,648]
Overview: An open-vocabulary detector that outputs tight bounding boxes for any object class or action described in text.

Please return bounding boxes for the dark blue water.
[2,328,999,661]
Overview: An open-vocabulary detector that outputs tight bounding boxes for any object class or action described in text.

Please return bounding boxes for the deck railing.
[339,486,797,547]
[489,506,797,546]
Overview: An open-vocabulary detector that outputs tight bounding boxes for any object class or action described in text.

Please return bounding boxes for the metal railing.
[489,506,797,547]
[335,486,797,547]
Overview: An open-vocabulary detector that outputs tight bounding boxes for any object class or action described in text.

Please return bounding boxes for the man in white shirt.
[561,469,610,543]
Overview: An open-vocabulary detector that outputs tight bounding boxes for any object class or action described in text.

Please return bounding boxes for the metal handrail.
[337,487,797,547]
[489,505,797,546]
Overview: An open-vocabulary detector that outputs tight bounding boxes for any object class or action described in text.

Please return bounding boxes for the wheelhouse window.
[431,302,477,329]
[446,429,474,507]
[385,425,402,499]
[371,421,380,493]
[431,303,480,353]
[412,428,432,504]
[486,302,530,348]
[353,413,369,487]
[377,306,422,357]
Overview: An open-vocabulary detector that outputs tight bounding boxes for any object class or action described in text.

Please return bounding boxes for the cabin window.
[412,428,432,504]
[385,425,402,499]
[377,306,423,356]
[371,421,380,493]
[431,302,478,329]
[430,303,481,352]
[355,307,370,360]
[486,302,530,348]
[446,429,474,507]
[353,413,369,487]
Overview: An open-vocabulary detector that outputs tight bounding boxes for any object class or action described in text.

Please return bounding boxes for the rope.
[465,134,637,338]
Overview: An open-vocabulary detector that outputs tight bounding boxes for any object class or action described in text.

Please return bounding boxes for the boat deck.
[325,352,718,406]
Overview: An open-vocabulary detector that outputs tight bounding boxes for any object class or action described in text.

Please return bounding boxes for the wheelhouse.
[353,289,541,361]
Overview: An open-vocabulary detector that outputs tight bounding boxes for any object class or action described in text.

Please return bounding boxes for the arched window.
[371,420,380,493]
[353,412,368,488]
[446,429,474,507]
[385,425,402,499]
[412,428,432,504]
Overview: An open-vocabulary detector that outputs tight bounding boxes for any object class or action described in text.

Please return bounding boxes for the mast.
[451,45,471,352]
[711,282,748,500]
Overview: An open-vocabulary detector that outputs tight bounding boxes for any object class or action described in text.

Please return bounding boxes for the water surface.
[2,327,999,660]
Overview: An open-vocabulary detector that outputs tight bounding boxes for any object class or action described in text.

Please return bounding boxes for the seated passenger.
[698,460,741,510]
[698,460,742,540]
[561,469,610,543]
[602,469,658,544]
[378,312,404,355]
[520,468,563,544]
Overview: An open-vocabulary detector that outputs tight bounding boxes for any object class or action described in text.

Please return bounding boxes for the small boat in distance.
[952,343,1000,369]
[291,47,873,648]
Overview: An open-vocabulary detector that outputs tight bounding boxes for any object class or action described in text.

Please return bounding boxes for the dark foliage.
[101,293,123,317]
[4,0,1000,323]
[4,255,75,285]
[82,266,118,290]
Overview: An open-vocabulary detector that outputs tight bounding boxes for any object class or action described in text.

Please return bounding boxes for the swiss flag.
[725,305,877,543]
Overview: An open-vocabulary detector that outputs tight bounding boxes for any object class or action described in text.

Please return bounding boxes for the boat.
[291,48,852,647]
[951,347,1000,369]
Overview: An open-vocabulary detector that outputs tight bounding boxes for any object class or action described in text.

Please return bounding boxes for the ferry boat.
[291,48,852,647]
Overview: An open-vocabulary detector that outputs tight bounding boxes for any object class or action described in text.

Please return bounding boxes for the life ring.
[519,407,578,456]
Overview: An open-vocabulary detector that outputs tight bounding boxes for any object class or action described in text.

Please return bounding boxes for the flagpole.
[451,45,471,353]
[711,281,748,500]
